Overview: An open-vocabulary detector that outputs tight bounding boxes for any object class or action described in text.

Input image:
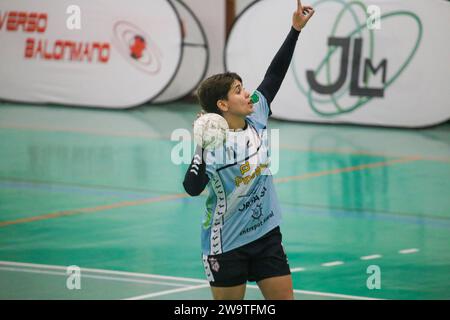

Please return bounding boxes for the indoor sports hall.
[1,0,449,300]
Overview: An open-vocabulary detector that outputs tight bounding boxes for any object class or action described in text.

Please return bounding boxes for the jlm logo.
[307,37,387,98]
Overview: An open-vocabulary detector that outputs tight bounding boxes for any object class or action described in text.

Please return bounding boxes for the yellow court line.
[274,156,422,184]
[0,193,189,228]
[0,156,422,228]
[279,144,450,163]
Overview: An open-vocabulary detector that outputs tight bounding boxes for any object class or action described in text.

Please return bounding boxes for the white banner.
[0,0,182,108]
[153,0,209,104]
[225,0,450,128]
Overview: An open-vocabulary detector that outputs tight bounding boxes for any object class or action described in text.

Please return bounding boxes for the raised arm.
[257,0,315,104]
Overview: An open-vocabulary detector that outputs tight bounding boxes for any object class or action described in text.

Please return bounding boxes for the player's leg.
[257,274,294,300]
[210,284,247,300]
[248,227,293,300]
[202,249,249,300]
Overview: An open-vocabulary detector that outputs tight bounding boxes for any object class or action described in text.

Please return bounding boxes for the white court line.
[245,285,381,300]
[321,261,344,267]
[360,255,382,261]
[0,260,379,300]
[0,267,188,288]
[124,284,210,300]
[399,248,420,254]
[127,283,380,301]
[290,267,306,272]
[0,261,206,284]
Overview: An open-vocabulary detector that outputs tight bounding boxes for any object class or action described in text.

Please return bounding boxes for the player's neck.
[225,115,247,131]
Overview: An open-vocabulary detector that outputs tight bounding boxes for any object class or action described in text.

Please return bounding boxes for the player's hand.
[292,0,315,31]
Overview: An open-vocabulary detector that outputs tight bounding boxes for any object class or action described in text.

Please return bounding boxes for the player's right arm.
[256,0,314,105]
[183,145,209,196]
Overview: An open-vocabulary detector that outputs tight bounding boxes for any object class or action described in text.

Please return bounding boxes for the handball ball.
[193,113,229,150]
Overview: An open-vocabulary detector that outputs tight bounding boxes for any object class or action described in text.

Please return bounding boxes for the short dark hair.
[196,72,242,114]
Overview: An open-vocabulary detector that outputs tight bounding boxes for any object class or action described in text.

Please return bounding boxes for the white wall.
[182,0,254,77]
[236,0,254,15]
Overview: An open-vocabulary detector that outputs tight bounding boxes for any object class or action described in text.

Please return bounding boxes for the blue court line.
[281,203,450,229]
[0,181,159,200]
[3,180,448,229]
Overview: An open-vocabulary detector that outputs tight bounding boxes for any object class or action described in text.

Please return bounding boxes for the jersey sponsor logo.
[239,210,274,236]
[240,161,250,175]
[251,204,263,220]
[234,162,269,187]
[238,186,267,213]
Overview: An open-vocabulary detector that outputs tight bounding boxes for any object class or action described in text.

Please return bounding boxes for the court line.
[6,176,442,228]
[2,123,449,163]
[281,201,450,222]
[124,284,211,300]
[399,248,419,254]
[0,123,165,140]
[0,156,422,228]
[248,285,381,300]
[0,193,189,228]
[281,205,450,232]
[0,181,157,200]
[279,144,450,163]
[321,261,344,267]
[293,247,420,272]
[0,267,189,288]
[125,284,381,300]
[0,176,165,196]
[2,176,447,225]
[0,261,206,284]
[0,261,381,300]
[274,156,422,184]
[360,255,383,261]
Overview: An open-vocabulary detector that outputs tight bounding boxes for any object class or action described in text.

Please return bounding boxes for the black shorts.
[202,226,291,287]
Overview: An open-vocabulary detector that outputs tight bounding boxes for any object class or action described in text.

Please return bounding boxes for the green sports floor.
[0,101,449,300]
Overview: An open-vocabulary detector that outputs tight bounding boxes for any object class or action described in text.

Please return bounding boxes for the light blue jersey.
[201,91,282,256]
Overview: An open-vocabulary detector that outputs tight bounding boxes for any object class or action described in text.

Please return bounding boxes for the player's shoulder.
[247,90,270,129]
[252,90,268,106]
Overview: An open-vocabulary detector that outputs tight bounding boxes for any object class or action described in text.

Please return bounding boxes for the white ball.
[193,113,229,150]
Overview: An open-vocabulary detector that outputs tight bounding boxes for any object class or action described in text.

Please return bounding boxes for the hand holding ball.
[193,113,229,150]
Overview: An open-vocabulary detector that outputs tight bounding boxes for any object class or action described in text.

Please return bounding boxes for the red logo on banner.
[113,21,162,75]
[24,39,110,63]
[0,10,109,63]
[0,11,47,33]
[130,35,146,60]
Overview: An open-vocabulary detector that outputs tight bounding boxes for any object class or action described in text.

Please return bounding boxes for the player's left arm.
[183,145,209,196]
[257,0,315,105]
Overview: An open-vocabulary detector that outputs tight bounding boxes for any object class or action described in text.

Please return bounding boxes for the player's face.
[225,80,254,117]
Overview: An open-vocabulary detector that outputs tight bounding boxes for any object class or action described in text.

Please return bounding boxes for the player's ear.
[217,100,228,113]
